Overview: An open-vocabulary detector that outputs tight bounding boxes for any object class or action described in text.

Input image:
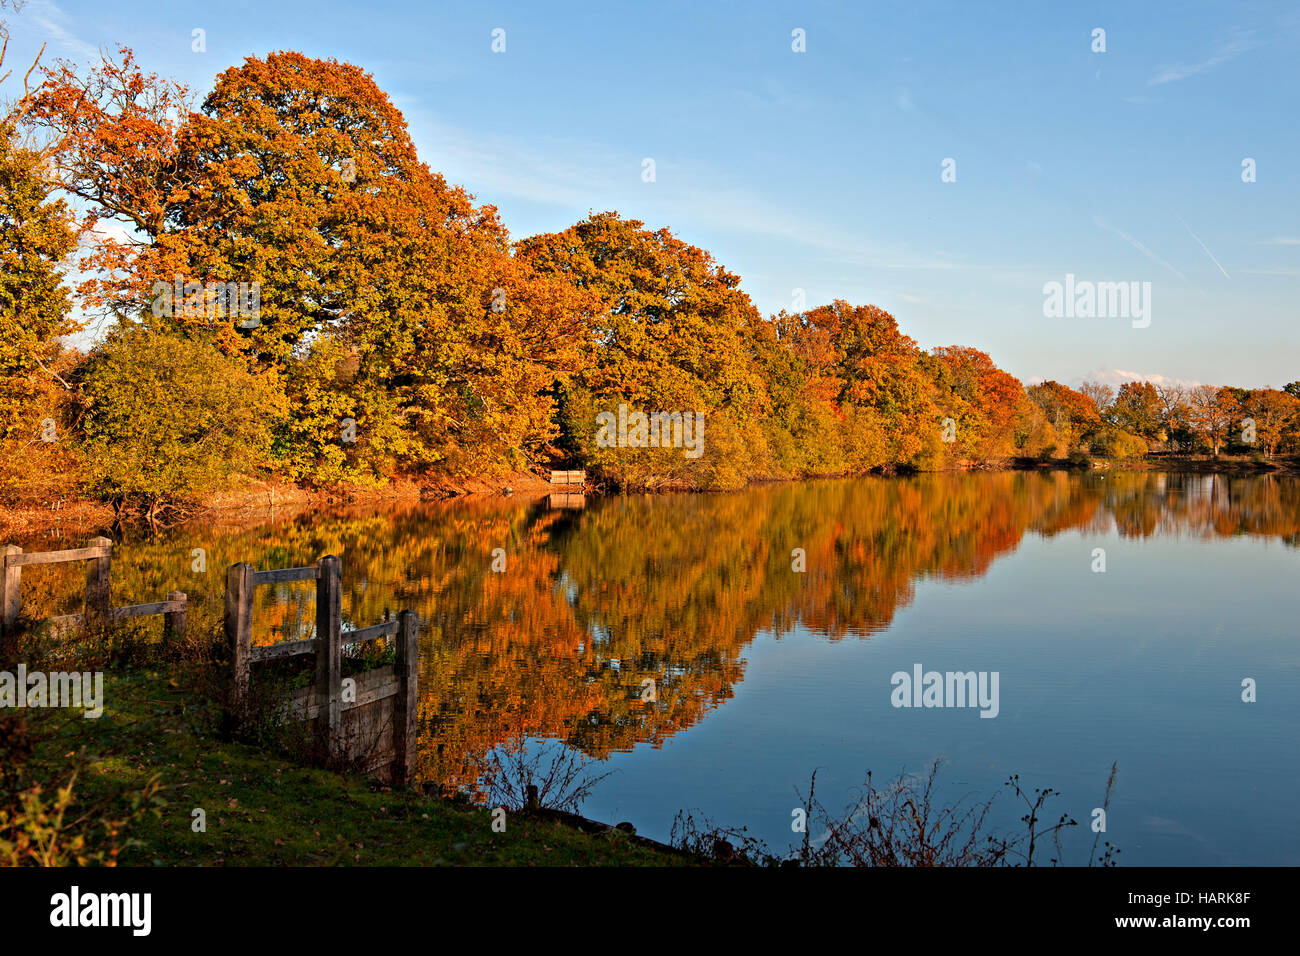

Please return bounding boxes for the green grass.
[21,668,689,867]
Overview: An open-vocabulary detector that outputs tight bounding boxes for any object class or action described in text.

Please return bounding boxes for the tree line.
[3,34,1297,512]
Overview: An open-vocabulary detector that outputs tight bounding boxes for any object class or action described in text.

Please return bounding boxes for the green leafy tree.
[0,57,78,436]
[0,14,83,501]
[77,330,287,516]
[1111,381,1162,442]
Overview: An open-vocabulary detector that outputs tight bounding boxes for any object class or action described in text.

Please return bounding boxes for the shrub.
[77,330,287,515]
[1088,426,1148,460]
[0,714,164,867]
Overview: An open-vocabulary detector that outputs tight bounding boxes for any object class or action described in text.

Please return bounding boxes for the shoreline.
[3,456,1295,539]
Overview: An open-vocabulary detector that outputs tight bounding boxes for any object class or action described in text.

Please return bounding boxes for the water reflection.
[12,471,1300,796]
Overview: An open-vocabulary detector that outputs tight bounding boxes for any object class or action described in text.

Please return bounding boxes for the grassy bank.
[9,668,688,867]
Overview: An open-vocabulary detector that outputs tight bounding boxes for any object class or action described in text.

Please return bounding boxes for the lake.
[13,470,1300,864]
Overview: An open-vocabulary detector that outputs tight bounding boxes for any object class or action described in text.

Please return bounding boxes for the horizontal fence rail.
[549,469,587,486]
[5,544,111,567]
[1,538,186,651]
[252,566,320,585]
[248,637,317,662]
[346,619,401,644]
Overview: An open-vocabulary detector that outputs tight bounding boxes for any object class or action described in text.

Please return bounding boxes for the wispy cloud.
[406,109,968,274]
[11,0,99,61]
[1148,30,1257,86]
[1268,237,1300,245]
[1093,216,1186,280]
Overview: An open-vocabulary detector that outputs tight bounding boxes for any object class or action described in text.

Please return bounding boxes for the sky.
[5,0,1299,390]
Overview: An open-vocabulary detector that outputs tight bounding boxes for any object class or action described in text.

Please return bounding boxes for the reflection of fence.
[1,536,187,652]
[548,493,586,510]
[224,555,418,785]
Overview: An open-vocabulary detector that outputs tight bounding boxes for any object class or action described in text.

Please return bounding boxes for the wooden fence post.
[85,536,112,624]
[164,590,187,644]
[225,563,255,719]
[314,555,342,762]
[393,609,419,785]
[1,545,20,656]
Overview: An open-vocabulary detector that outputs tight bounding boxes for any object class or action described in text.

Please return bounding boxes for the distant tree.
[1013,396,1059,458]
[1079,381,1115,422]
[1026,380,1101,452]
[1241,389,1300,458]
[1088,426,1148,460]
[1111,381,1163,442]
[1188,385,1239,457]
[1222,385,1251,407]
[1154,384,1193,453]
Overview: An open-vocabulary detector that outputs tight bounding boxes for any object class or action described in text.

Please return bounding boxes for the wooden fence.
[549,469,586,486]
[224,555,418,785]
[1,536,187,653]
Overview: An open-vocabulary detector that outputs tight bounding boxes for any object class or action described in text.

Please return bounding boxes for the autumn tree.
[180,53,601,480]
[1111,381,1163,443]
[1188,385,1239,456]
[1026,380,1101,453]
[24,46,194,318]
[929,346,1024,458]
[517,211,773,488]
[777,300,941,468]
[30,49,597,484]
[1241,389,1300,458]
[734,311,845,477]
[1011,397,1057,458]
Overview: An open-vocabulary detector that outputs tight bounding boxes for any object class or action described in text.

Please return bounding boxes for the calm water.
[14,471,1300,864]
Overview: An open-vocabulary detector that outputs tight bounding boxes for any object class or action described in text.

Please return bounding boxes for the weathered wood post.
[224,563,255,719]
[84,536,112,625]
[1,545,21,655]
[393,609,419,785]
[164,590,188,644]
[314,555,342,763]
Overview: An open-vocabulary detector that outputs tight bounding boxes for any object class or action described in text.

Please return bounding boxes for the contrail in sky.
[1178,216,1230,278]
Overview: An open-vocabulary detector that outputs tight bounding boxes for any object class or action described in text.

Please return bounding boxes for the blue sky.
[6,0,1299,389]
